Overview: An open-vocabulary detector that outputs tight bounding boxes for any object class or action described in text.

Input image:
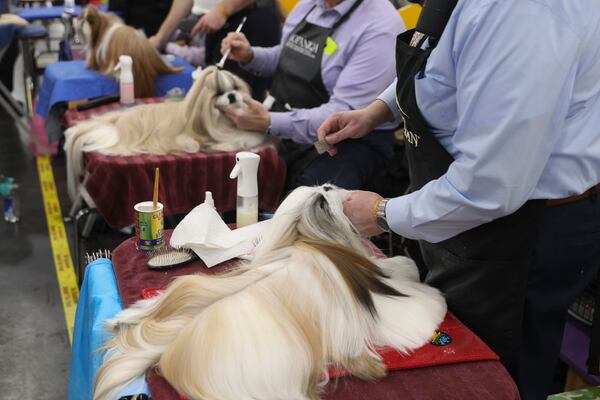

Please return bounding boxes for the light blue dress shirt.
[379,0,600,243]
[244,0,404,143]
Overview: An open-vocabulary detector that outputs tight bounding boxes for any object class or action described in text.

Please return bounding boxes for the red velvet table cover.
[64,99,287,228]
[112,233,520,400]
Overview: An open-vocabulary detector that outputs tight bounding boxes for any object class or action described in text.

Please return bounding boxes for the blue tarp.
[68,258,151,399]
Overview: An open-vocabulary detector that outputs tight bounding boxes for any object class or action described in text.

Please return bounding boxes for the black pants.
[281,130,395,192]
[519,192,600,399]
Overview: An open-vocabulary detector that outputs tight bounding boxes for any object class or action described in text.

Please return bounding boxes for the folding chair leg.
[73,208,92,286]
[81,212,98,238]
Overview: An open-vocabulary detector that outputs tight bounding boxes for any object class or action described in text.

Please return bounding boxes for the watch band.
[375,198,390,233]
[216,3,230,19]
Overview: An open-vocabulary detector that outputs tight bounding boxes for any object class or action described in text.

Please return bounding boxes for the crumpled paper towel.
[170,203,271,267]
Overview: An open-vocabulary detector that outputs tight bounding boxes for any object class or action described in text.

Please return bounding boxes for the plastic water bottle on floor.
[0,177,20,224]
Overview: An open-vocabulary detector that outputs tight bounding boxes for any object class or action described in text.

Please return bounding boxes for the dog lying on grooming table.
[75,5,181,98]
[63,66,266,201]
[93,185,447,400]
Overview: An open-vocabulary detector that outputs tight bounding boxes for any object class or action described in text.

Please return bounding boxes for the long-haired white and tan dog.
[75,5,181,97]
[64,66,265,201]
[93,185,447,400]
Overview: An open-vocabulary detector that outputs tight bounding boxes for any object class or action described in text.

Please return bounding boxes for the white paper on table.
[170,203,271,267]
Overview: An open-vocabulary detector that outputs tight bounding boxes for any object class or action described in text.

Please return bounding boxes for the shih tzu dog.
[75,5,181,97]
[63,66,266,201]
[93,185,447,400]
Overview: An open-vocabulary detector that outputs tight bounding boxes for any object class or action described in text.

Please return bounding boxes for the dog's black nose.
[227,93,236,104]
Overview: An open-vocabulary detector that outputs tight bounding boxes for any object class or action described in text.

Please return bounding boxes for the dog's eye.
[323,186,332,192]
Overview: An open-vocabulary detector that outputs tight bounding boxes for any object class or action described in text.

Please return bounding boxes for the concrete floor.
[0,112,70,399]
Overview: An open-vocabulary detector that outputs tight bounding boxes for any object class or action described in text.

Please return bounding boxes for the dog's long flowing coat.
[63,66,265,201]
[76,5,181,98]
[93,185,447,400]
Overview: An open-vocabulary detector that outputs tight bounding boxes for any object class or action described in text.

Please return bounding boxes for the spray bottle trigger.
[229,164,241,179]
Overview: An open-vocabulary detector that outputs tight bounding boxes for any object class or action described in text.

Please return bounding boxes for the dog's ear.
[84,5,109,48]
[84,5,100,23]
[295,186,358,246]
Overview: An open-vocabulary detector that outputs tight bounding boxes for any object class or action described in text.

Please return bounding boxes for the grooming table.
[36,56,194,118]
[70,232,518,400]
[17,5,108,21]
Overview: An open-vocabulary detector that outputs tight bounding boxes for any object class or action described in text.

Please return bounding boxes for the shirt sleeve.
[269,28,399,143]
[386,1,581,243]
[243,45,282,78]
[377,79,402,125]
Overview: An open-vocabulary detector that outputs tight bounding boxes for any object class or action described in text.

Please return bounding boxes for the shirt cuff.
[385,195,416,239]
[242,47,271,76]
[377,80,402,125]
[269,112,306,142]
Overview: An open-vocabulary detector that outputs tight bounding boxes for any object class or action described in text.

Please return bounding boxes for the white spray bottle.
[114,55,135,105]
[64,0,75,13]
[229,152,260,228]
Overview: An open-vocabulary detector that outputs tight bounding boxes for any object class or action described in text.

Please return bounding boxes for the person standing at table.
[318,0,600,399]
[220,0,404,190]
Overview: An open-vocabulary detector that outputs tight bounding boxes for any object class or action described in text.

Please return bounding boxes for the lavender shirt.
[244,0,404,144]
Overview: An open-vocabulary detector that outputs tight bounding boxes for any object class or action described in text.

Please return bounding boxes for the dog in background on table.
[93,184,447,400]
[63,66,266,201]
[75,5,181,98]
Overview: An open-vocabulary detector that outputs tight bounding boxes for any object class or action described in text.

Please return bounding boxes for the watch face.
[377,216,389,232]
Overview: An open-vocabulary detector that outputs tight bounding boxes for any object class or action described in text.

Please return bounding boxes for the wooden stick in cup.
[153,167,160,210]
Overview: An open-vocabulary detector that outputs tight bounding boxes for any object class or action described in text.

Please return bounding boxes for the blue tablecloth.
[17,5,107,21]
[35,56,194,117]
[68,258,150,400]
[0,23,19,50]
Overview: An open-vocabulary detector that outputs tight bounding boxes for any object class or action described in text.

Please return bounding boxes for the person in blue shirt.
[318,1,600,398]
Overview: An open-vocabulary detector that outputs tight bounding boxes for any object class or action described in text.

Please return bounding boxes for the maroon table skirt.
[111,233,520,400]
[64,98,286,228]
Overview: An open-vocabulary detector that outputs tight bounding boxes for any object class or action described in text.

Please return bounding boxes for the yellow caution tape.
[37,156,79,346]
[324,36,338,56]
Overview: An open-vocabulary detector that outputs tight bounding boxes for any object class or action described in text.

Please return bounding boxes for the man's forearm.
[155,0,193,44]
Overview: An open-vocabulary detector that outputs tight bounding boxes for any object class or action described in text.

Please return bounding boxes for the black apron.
[270,0,363,111]
[269,0,394,190]
[395,29,544,378]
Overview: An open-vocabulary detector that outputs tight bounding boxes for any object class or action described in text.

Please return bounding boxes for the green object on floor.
[548,386,600,400]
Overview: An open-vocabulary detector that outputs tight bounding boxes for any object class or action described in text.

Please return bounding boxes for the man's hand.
[317,100,394,156]
[220,32,254,64]
[148,35,166,51]
[221,94,270,132]
[344,191,385,237]
[191,8,227,36]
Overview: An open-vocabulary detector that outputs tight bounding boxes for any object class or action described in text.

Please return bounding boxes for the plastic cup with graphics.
[134,201,164,251]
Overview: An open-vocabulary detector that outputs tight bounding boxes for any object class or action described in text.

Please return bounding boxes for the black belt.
[546,183,600,207]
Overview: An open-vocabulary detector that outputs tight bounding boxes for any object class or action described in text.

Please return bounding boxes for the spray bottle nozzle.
[229,152,260,198]
[114,55,133,72]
